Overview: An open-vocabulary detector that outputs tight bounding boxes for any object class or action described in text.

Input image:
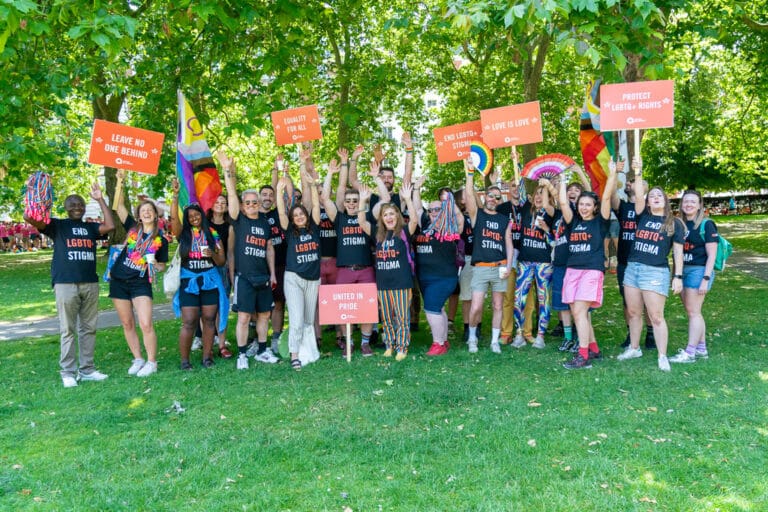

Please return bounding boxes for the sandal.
[291,358,302,371]
[202,358,215,368]
[219,347,233,359]
[180,361,193,371]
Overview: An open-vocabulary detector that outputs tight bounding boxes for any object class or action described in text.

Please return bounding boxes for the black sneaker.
[621,332,631,348]
[202,357,215,368]
[551,323,564,337]
[644,333,657,350]
[589,350,603,361]
[559,338,575,352]
[569,336,580,353]
[563,354,592,370]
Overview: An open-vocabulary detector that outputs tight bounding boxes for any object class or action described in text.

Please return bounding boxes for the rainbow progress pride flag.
[176,91,222,214]
[579,79,617,197]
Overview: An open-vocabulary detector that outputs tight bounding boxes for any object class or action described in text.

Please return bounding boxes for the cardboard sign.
[271,105,323,146]
[433,120,482,163]
[600,80,675,131]
[480,101,543,148]
[88,119,165,175]
[318,283,378,325]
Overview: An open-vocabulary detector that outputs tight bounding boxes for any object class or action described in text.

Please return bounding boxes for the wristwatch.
[702,275,711,281]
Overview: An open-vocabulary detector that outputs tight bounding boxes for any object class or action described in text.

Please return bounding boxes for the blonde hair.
[681,190,706,229]
[376,203,405,243]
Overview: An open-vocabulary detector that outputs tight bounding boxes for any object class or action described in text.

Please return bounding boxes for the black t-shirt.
[318,207,337,258]
[566,215,609,271]
[263,209,287,266]
[110,216,169,281]
[286,223,321,280]
[497,201,522,248]
[460,213,474,257]
[371,225,414,290]
[414,227,458,278]
[517,201,553,263]
[180,226,219,274]
[551,210,570,267]
[684,218,719,266]
[628,211,686,267]
[231,214,271,281]
[471,209,508,265]
[335,212,373,267]
[42,218,102,286]
[210,218,230,259]
[614,200,638,265]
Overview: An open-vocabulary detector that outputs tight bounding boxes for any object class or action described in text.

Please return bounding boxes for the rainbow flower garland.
[125,228,163,282]
[191,226,220,258]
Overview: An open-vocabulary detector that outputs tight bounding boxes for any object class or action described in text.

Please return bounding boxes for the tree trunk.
[92,93,126,245]
[521,33,551,164]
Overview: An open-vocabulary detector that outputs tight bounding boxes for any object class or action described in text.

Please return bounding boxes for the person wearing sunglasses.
[463,160,515,354]
[219,152,277,370]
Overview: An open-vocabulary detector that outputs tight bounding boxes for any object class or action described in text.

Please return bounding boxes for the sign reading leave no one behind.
[88,120,165,175]
[271,105,323,146]
[600,80,675,131]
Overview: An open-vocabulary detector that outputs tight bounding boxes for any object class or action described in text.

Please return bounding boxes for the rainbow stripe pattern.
[579,80,617,197]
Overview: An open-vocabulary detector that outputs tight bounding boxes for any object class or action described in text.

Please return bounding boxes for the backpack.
[699,219,732,271]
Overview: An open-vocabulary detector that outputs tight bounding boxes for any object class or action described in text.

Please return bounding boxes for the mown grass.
[716,214,768,255]
[1,263,767,510]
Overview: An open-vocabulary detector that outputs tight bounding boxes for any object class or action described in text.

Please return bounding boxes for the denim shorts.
[550,265,569,311]
[419,275,459,314]
[623,261,670,297]
[683,265,714,290]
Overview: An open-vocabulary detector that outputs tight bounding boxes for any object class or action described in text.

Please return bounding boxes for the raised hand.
[337,148,349,163]
[368,159,381,179]
[401,131,412,148]
[328,158,340,175]
[216,150,234,171]
[90,182,103,201]
[373,143,386,164]
[352,144,364,161]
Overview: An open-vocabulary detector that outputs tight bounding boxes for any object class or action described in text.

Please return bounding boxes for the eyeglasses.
[345,199,359,203]
[243,200,259,206]
[427,207,441,213]
[486,194,502,200]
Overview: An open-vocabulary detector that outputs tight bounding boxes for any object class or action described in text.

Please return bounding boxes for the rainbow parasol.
[521,153,576,181]
[469,141,493,176]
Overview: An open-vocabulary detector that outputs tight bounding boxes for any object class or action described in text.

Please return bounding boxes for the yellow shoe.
[383,349,393,357]
[395,351,408,361]
[499,333,512,345]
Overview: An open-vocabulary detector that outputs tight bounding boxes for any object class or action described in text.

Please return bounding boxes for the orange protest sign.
[600,80,675,131]
[480,101,543,149]
[433,120,482,163]
[271,105,323,146]
[318,283,379,325]
[88,119,165,175]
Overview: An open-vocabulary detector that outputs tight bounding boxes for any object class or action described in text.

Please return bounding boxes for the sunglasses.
[243,200,259,205]
[486,194,502,200]
[427,207,441,213]
[345,199,359,203]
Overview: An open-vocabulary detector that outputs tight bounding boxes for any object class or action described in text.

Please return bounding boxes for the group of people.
[25,137,721,387]
[0,220,48,252]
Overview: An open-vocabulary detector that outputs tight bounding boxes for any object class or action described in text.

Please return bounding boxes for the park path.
[1,219,766,342]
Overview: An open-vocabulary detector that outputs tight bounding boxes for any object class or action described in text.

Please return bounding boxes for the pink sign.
[480,101,543,149]
[318,283,379,325]
[600,80,675,131]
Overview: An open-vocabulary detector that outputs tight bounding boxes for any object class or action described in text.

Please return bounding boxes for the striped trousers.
[378,288,412,353]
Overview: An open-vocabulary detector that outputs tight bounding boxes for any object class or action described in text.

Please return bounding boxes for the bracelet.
[405,147,414,152]
[702,275,711,281]
[341,163,349,167]
[673,274,682,279]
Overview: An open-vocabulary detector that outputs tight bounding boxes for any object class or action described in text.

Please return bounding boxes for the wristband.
[673,274,682,279]
[702,275,711,281]
[404,147,414,152]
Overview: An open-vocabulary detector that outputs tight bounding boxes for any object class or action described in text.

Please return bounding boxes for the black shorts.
[109,277,153,300]
[179,277,220,308]
[272,265,286,302]
[233,274,274,314]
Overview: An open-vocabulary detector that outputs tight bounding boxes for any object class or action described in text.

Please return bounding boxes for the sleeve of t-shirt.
[123,215,136,231]
[41,218,58,237]
[673,219,686,244]
[704,219,719,243]
[157,237,170,263]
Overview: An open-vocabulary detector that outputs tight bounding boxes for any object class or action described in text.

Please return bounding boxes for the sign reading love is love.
[480,101,543,149]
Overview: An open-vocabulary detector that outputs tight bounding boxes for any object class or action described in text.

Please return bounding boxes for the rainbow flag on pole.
[176,90,222,214]
[579,80,617,197]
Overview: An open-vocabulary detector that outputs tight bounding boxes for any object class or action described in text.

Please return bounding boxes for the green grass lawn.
[1,263,767,509]
[715,214,768,255]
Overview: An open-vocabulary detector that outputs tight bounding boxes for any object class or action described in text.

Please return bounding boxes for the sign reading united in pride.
[599,80,675,131]
[433,120,483,164]
[88,119,165,175]
[480,101,543,149]
[318,283,378,325]
[271,105,323,146]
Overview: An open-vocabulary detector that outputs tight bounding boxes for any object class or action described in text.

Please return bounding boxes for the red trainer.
[426,342,448,356]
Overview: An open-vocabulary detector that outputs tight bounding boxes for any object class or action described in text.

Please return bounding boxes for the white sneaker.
[532,336,546,349]
[490,341,501,354]
[191,337,203,351]
[237,354,249,370]
[271,339,280,354]
[245,342,258,357]
[617,347,643,361]
[695,348,709,359]
[669,349,696,363]
[511,334,526,349]
[658,355,671,372]
[78,370,108,382]
[62,376,78,388]
[468,339,478,353]
[136,361,157,377]
[254,350,279,364]
[128,358,145,375]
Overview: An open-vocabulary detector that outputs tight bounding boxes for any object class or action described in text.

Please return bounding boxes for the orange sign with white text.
[433,120,483,163]
[480,101,543,149]
[271,105,323,146]
[600,80,675,131]
[318,283,379,325]
[88,120,165,175]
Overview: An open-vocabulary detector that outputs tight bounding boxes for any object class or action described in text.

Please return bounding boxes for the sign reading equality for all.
[271,105,323,146]
[433,120,483,164]
[318,283,379,325]
[599,80,675,131]
[480,101,543,149]
[88,119,165,175]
